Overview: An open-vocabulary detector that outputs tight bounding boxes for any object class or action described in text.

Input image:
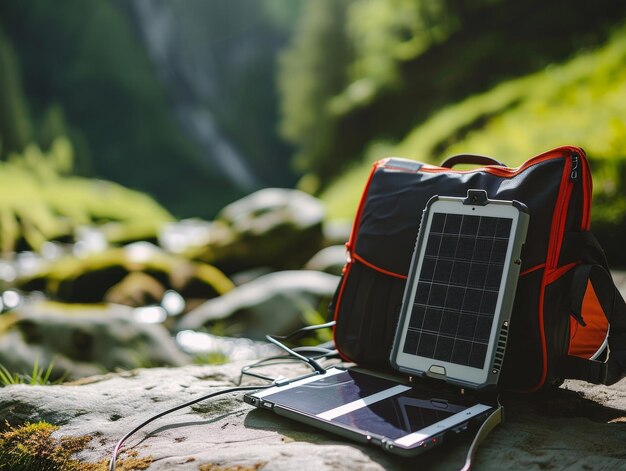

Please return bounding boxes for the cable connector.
[272,376,291,386]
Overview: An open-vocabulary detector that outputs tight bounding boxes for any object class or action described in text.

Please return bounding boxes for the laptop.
[245,191,529,457]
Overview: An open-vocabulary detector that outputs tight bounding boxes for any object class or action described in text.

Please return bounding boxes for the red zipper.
[547,156,574,270]
[580,149,592,229]
[532,150,587,391]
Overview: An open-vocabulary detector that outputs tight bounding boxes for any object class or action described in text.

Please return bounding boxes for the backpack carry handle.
[441,154,506,168]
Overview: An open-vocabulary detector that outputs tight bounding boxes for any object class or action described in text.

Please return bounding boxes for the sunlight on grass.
[321,24,626,223]
[0,358,59,387]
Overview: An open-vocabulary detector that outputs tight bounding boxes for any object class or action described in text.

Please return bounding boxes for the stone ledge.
[1,361,625,470]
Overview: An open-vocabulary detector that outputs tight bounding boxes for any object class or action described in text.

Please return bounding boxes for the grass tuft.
[0,358,60,387]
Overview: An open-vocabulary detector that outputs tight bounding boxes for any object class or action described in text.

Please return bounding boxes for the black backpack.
[331,146,626,391]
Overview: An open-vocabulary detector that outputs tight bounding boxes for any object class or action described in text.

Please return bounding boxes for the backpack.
[331,146,626,392]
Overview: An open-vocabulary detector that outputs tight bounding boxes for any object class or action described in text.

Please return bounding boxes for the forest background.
[1,0,626,262]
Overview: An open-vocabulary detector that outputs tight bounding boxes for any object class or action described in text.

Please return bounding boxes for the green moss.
[18,247,234,305]
[0,422,153,471]
[0,421,90,470]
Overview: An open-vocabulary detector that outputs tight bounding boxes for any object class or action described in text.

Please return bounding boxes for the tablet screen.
[257,369,487,444]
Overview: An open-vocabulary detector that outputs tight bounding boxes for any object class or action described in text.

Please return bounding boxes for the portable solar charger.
[390,191,529,389]
[244,191,528,459]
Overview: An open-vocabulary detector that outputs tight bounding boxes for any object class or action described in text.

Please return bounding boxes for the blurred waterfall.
[131,0,258,190]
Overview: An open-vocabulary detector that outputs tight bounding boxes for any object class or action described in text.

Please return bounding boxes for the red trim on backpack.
[346,161,385,252]
[520,263,546,276]
[332,261,354,362]
[336,160,389,363]
[417,148,568,178]
[581,151,592,229]
[352,253,408,280]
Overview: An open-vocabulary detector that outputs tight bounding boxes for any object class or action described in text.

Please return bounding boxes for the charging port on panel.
[261,401,273,409]
[453,422,468,434]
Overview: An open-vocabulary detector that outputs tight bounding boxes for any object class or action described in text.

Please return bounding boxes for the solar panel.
[401,213,512,369]
[391,191,529,388]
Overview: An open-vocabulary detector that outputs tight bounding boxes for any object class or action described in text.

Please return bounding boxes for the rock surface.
[0,302,190,381]
[196,188,326,274]
[177,270,339,339]
[18,243,234,309]
[0,361,624,470]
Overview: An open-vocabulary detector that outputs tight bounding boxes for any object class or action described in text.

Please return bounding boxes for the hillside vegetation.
[281,0,626,189]
[321,24,626,264]
[0,139,172,254]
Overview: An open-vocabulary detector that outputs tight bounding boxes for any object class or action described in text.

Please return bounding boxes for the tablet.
[244,367,493,457]
[390,191,529,389]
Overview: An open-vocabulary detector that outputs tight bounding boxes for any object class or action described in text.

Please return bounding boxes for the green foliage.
[281,0,626,186]
[427,28,626,164]
[0,26,33,155]
[0,141,172,253]
[0,0,265,217]
[278,0,353,186]
[0,358,56,387]
[337,0,456,108]
[321,24,626,264]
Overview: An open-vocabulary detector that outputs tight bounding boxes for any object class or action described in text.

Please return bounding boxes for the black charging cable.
[265,321,335,375]
[108,384,269,471]
[109,321,337,470]
[238,347,337,384]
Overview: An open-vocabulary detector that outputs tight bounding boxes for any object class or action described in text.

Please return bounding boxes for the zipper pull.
[569,152,580,181]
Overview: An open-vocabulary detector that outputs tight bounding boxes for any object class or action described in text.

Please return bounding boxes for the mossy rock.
[194,188,325,274]
[17,243,234,308]
[0,421,152,470]
[0,421,89,471]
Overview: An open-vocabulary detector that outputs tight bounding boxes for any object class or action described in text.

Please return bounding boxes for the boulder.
[0,362,624,470]
[177,270,339,339]
[17,242,234,310]
[0,302,190,381]
[195,188,326,274]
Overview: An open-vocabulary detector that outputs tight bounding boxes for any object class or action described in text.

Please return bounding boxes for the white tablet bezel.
[246,367,492,452]
[391,197,524,387]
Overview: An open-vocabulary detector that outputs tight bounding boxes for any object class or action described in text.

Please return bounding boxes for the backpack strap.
[559,241,626,385]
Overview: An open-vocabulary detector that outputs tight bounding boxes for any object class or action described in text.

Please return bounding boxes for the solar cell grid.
[402,213,512,369]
